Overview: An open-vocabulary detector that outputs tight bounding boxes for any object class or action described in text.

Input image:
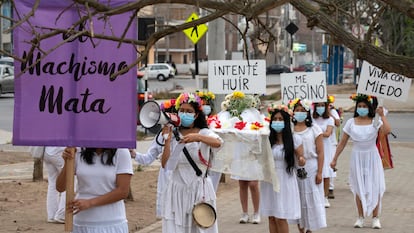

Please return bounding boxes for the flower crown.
[221,91,260,117]
[196,90,215,105]
[288,98,312,111]
[327,95,335,104]
[160,99,176,112]
[267,103,292,116]
[175,92,202,110]
[350,93,373,104]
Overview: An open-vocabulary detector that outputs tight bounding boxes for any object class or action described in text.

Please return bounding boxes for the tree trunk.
[32,158,43,182]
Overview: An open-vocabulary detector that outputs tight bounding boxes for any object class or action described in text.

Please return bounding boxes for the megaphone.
[139,101,180,129]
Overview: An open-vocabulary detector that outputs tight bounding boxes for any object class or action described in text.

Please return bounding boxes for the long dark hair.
[292,105,313,127]
[269,109,295,174]
[312,102,330,119]
[80,148,117,165]
[188,101,208,129]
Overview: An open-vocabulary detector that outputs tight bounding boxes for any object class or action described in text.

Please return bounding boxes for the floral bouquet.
[216,91,268,133]
[221,91,260,119]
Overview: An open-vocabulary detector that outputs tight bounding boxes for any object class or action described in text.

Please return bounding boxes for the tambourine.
[192,202,217,228]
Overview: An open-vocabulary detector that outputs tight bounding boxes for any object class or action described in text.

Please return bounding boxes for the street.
[1,93,413,142]
[144,74,281,93]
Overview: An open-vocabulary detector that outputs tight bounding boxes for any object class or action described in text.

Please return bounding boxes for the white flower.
[225,93,232,101]
[301,99,313,111]
[221,100,230,111]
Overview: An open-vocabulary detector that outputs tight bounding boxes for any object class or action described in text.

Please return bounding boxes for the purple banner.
[13,1,137,148]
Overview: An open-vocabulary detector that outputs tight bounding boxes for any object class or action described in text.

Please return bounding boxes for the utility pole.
[0,3,3,54]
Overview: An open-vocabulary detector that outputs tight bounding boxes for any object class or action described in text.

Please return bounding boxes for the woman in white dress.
[331,94,390,229]
[260,106,305,233]
[196,90,222,192]
[289,98,326,233]
[312,101,336,208]
[161,92,223,233]
[44,147,66,223]
[57,147,133,233]
[130,99,176,218]
[131,133,171,218]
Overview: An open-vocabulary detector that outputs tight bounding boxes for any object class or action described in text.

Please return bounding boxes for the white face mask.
[202,105,212,115]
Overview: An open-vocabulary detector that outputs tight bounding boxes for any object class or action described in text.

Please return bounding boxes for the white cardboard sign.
[208,60,266,94]
[280,71,327,104]
[357,61,411,101]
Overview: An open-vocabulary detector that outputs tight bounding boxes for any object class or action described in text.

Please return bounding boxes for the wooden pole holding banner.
[65,148,76,232]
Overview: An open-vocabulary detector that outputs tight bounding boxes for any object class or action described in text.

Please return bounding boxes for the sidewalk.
[1,137,413,233]
[135,142,414,233]
[1,83,414,233]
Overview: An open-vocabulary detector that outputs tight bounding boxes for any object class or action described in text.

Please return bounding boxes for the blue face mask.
[294,112,308,122]
[202,105,212,116]
[356,107,369,117]
[271,121,285,132]
[178,112,196,127]
[316,106,325,116]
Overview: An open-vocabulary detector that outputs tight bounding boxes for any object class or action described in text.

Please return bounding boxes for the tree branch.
[291,0,414,78]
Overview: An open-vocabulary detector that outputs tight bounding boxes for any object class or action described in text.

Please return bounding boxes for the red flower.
[234,121,247,130]
[250,121,263,130]
[207,115,221,129]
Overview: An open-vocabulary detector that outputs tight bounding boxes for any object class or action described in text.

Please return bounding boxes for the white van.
[139,63,175,81]
[0,57,14,66]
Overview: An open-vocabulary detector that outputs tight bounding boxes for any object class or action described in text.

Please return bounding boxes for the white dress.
[260,134,302,219]
[343,118,386,217]
[73,149,133,233]
[135,134,171,218]
[162,128,223,233]
[313,116,336,178]
[292,125,327,231]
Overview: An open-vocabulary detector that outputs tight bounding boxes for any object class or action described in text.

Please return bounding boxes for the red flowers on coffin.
[234,121,247,130]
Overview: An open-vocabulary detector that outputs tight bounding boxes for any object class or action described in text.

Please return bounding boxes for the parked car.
[0,64,14,96]
[293,63,320,72]
[137,72,154,125]
[138,63,175,81]
[266,64,291,74]
[0,57,14,66]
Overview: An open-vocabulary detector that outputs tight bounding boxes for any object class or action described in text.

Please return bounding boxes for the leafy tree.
[379,8,414,56]
[4,0,414,77]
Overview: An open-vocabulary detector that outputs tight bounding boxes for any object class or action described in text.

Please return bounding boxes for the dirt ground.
[0,84,356,233]
[0,150,238,233]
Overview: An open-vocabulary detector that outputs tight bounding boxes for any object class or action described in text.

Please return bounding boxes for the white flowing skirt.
[349,146,385,217]
[73,219,128,233]
[290,158,327,231]
[162,166,218,233]
[260,162,301,219]
[322,138,336,178]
